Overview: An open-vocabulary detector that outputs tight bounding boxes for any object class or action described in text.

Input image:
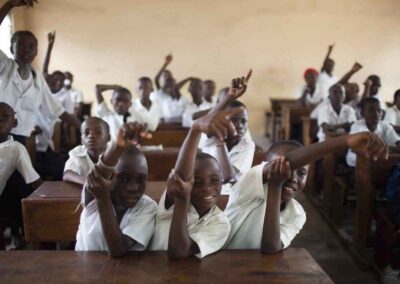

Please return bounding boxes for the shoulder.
[283,198,306,222]
[68,145,87,157]
[206,206,231,227]
[137,194,158,212]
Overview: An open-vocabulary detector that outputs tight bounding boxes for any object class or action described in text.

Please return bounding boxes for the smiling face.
[113,150,148,209]
[0,103,17,139]
[191,156,222,216]
[81,118,110,160]
[11,33,38,65]
[49,72,65,94]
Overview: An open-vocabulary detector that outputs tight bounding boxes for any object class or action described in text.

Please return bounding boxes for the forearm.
[63,170,85,185]
[261,186,283,253]
[95,84,117,104]
[175,128,201,181]
[362,85,371,100]
[209,93,235,114]
[59,112,81,129]
[216,143,237,183]
[0,1,12,27]
[155,62,169,90]
[97,198,134,258]
[192,109,211,120]
[42,43,54,76]
[337,70,356,85]
[175,77,192,90]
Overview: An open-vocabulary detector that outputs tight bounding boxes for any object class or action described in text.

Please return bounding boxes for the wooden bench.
[156,122,188,131]
[0,249,332,283]
[141,129,188,147]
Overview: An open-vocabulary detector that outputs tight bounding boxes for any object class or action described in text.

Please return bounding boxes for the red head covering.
[304,68,319,79]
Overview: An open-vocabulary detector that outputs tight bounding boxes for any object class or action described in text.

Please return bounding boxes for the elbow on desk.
[260,244,283,254]
[167,248,189,260]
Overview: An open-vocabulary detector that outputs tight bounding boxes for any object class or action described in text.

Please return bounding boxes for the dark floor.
[292,194,378,284]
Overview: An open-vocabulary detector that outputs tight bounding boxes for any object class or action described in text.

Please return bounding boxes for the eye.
[194,178,203,187]
[117,175,129,183]
[297,169,307,177]
[210,177,221,185]
[136,175,147,184]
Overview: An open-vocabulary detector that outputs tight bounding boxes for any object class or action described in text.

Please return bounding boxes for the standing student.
[154,53,174,91]
[95,84,140,141]
[297,68,324,108]
[63,117,110,185]
[317,44,337,96]
[224,132,388,252]
[316,83,357,141]
[383,89,400,133]
[75,123,157,257]
[130,77,161,132]
[0,0,80,146]
[64,71,84,115]
[203,80,217,105]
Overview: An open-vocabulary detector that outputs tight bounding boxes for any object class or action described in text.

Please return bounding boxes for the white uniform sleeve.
[40,80,65,120]
[317,105,329,126]
[347,107,357,123]
[383,122,400,145]
[384,108,397,125]
[64,155,82,174]
[182,107,194,128]
[96,101,112,118]
[231,141,255,175]
[64,92,75,114]
[15,144,40,184]
[280,201,306,248]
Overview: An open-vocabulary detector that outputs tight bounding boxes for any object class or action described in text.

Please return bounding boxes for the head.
[226,101,248,144]
[393,89,400,109]
[303,68,318,87]
[161,77,176,96]
[345,82,359,102]
[136,77,153,101]
[328,84,345,110]
[111,87,132,115]
[113,147,148,209]
[10,31,38,65]
[189,78,204,105]
[48,71,65,94]
[160,69,173,89]
[191,153,222,216]
[80,117,110,159]
[64,71,73,88]
[0,102,17,138]
[323,58,335,75]
[203,80,216,102]
[360,97,382,130]
[367,75,381,96]
[265,141,307,203]
[216,87,229,104]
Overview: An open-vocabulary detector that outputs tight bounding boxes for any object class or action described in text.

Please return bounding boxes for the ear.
[13,118,18,128]
[107,134,111,142]
[10,45,14,55]
[128,101,132,107]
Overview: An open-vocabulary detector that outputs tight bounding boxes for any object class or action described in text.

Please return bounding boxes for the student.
[361,75,386,110]
[64,71,84,114]
[225,131,388,252]
[346,97,400,167]
[316,83,357,141]
[130,77,161,132]
[182,78,213,127]
[48,70,74,114]
[75,123,157,257]
[154,53,174,91]
[63,117,110,185]
[203,80,217,105]
[383,89,400,132]
[297,68,324,108]
[95,84,140,141]
[317,44,337,95]
[344,82,360,109]
[149,75,251,259]
[0,0,80,145]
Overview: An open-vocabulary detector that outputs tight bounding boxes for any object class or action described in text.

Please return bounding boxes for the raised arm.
[321,44,334,72]
[215,141,237,183]
[0,1,36,27]
[59,112,81,129]
[95,84,119,104]
[337,62,362,85]
[154,54,173,90]
[175,77,193,91]
[42,31,56,78]
[361,79,373,101]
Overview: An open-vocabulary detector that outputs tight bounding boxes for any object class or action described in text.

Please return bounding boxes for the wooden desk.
[0,249,332,283]
[281,104,313,141]
[142,129,188,147]
[143,147,180,181]
[157,122,188,131]
[268,98,297,141]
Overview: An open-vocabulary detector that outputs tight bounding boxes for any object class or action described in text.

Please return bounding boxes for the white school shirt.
[295,85,325,106]
[317,71,337,98]
[64,145,94,177]
[149,190,231,258]
[224,162,306,249]
[346,119,400,167]
[53,88,74,114]
[0,50,65,137]
[150,90,189,119]
[65,87,84,105]
[33,111,56,152]
[384,105,400,126]
[75,192,157,251]
[182,101,213,127]
[0,136,40,195]
[130,99,162,132]
[96,101,141,141]
[317,103,357,141]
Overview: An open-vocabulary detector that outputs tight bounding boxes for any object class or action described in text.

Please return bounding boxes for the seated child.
[384,89,400,132]
[75,123,157,257]
[361,75,386,110]
[346,97,400,167]
[63,117,110,185]
[224,132,388,252]
[48,71,74,114]
[149,74,251,259]
[64,72,84,116]
[95,84,141,141]
[182,78,213,127]
[316,83,357,141]
[203,80,217,106]
[130,77,161,132]
[296,68,324,108]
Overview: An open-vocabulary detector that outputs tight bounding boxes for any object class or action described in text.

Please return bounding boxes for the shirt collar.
[188,203,216,223]
[0,135,15,148]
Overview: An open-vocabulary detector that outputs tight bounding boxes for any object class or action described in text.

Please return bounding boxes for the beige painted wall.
[7,0,400,135]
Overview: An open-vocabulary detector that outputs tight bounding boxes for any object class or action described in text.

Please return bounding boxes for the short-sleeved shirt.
[182,101,213,127]
[149,191,231,258]
[75,193,157,251]
[64,145,94,177]
[53,88,74,114]
[0,136,40,195]
[130,99,162,132]
[33,112,56,152]
[317,71,337,98]
[384,105,400,126]
[224,162,306,249]
[65,87,84,105]
[0,50,65,137]
[295,84,325,106]
[150,90,189,119]
[346,119,400,167]
[317,103,357,141]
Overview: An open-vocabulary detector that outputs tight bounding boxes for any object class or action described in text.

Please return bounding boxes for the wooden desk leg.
[322,153,336,217]
[305,161,317,196]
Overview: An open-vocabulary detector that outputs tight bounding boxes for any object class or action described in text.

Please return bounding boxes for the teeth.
[204,196,213,200]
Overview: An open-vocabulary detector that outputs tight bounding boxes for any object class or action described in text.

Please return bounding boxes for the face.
[189,80,204,104]
[329,85,345,109]
[362,102,382,129]
[111,91,132,115]
[227,108,248,143]
[162,77,176,96]
[370,78,381,96]
[267,145,308,203]
[49,73,65,94]
[160,70,173,88]
[11,35,38,65]
[0,104,17,137]
[191,158,222,216]
[203,81,216,100]
[114,154,148,208]
[324,59,335,74]
[345,83,359,101]
[394,95,400,108]
[136,80,153,101]
[81,119,110,157]
[304,72,317,87]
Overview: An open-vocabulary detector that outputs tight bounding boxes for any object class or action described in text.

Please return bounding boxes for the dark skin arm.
[155,54,173,90]
[0,1,37,27]
[321,44,334,72]
[95,84,119,104]
[215,141,237,183]
[361,79,373,101]
[321,122,353,133]
[59,111,81,129]
[175,77,193,91]
[87,165,136,258]
[63,170,85,185]
[42,31,55,78]
[337,62,362,85]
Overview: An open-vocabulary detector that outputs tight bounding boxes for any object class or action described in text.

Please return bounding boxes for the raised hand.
[227,69,252,99]
[9,0,37,8]
[267,156,291,188]
[165,53,173,65]
[86,165,116,201]
[351,62,363,73]
[31,125,43,136]
[47,31,56,46]
[347,132,388,160]
[166,169,194,202]
[328,43,335,52]
[116,122,152,149]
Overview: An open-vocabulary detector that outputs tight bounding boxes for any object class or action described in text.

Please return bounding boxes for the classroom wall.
[8,0,400,135]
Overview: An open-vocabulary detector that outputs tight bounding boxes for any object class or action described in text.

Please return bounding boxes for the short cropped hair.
[11,31,38,46]
[81,117,110,135]
[360,97,380,112]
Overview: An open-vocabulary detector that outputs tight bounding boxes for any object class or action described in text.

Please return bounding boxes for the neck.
[332,104,341,115]
[226,137,240,151]
[0,134,9,143]
[141,97,152,109]
[366,122,377,132]
[193,99,203,106]
[16,61,31,79]
[205,96,212,103]
[88,150,102,163]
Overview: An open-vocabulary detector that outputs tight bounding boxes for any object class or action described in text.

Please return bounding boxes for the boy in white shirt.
[384,90,400,132]
[48,71,74,114]
[95,84,141,141]
[296,68,324,108]
[75,123,157,256]
[64,72,84,112]
[63,117,110,185]
[130,77,161,132]
[317,44,337,97]
[317,84,357,141]
[346,97,400,167]
[225,132,388,252]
